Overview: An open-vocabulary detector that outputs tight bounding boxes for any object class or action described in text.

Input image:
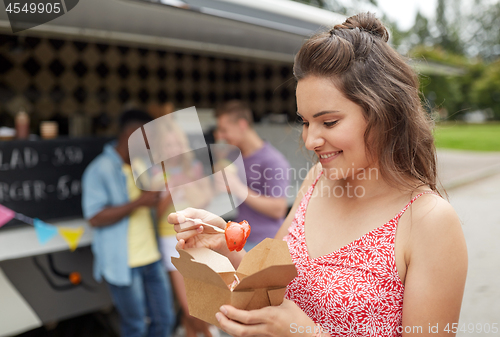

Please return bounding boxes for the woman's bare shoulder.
[404,190,467,260]
[407,190,460,226]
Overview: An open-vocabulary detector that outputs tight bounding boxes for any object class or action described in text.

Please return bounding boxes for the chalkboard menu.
[0,137,113,228]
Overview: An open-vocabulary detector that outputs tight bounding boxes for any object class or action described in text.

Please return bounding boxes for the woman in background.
[155,114,216,337]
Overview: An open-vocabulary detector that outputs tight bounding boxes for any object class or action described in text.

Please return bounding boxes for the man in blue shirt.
[82,109,175,337]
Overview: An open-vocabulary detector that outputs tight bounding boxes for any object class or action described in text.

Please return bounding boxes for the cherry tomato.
[225,220,251,252]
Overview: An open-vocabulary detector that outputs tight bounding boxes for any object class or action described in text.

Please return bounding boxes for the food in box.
[171,238,297,327]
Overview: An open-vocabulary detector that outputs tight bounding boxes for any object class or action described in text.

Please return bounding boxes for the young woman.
[168,13,468,337]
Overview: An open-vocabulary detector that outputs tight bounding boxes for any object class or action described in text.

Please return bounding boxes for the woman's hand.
[168,207,229,255]
[215,299,321,337]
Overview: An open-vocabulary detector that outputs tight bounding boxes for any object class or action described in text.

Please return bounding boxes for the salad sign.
[0,137,111,228]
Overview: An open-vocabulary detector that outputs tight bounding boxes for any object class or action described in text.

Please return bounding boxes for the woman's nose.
[304,128,324,151]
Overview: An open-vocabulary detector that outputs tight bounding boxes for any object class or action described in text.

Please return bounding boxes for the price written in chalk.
[0,146,84,170]
[0,175,81,203]
[52,147,84,166]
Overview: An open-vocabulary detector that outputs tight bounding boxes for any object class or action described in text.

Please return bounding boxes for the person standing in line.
[82,109,175,337]
[214,100,291,250]
[155,114,218,337]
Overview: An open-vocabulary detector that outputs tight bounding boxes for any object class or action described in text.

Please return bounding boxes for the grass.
[433,122,500,152]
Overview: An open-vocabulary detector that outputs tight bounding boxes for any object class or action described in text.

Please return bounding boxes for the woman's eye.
[324,120,338,127]
[297,116,309,126]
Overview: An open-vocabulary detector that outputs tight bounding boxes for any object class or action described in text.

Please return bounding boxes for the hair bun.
[334,12,389,42]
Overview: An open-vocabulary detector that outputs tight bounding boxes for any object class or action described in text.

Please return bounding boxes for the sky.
[374,0,437,30]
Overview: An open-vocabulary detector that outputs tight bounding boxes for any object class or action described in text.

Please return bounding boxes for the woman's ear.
[237,118,249,132]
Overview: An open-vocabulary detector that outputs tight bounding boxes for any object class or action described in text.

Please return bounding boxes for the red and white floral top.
[284,171,438,337]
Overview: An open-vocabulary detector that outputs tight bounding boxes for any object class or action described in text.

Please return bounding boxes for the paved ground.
[447,172,500,336]
[437,149,499,336]
[437,149,500,189]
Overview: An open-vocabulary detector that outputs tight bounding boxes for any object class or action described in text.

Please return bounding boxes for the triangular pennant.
[34,218,58,245]
[58,227,84,252]
[0,205,15,228]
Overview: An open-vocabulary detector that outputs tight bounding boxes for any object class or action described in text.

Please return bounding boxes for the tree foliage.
[401,0,500,120]
[409,46,497,120]
[290,0,377,15]
[462,0,500,61]
[471,60,500,118]
[292,0,500,120]
[402,0,500,60]
[434,0,463,54]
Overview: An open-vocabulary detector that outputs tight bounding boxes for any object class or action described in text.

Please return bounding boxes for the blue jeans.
[107,260,175,337]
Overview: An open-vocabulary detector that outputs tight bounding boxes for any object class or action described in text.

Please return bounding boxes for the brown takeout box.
[171,238,297,326]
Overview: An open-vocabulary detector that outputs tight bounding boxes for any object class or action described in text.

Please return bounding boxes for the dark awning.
[0,0,344,62]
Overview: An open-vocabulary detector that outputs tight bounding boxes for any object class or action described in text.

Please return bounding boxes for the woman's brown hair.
[294,12,441,195]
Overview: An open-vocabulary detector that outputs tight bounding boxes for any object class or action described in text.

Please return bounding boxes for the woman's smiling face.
[296,76,372,180]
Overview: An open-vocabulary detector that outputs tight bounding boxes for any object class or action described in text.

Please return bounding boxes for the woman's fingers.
[168,207,201,225]
[182,208,226,228]
[219,305,267,325]
[167,212,183,225]
[175,239,185,251]
[176,226,203,243]
[215,311,265,337]
[169,208,226,232]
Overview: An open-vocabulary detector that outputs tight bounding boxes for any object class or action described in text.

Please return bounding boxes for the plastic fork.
[184,217,225,233]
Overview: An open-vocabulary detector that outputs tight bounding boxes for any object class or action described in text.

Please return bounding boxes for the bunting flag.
[33,219,59,245]
[0,204,84,251]
[0,204,15,228]
[58,227,85,252]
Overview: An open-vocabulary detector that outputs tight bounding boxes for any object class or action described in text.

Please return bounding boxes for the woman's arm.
[401,195,468,336]
[89,191,161,227]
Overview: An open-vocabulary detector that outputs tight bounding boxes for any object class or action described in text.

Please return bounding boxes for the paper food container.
[171,238,297,327]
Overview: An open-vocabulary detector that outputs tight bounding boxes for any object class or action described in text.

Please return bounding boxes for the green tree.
[471,60,500,119]
[413,11,431,46]
[410,46,480,120]
[435,0,463,54]
[290,0,378,15]
[396,10,432,53]
[463,0,500,60]
[377,14,410,50]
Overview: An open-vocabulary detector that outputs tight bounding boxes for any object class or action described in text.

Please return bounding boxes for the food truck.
[0,1,343,335]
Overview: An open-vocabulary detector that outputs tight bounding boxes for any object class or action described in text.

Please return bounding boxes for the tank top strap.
[301,169,324,206]
[312,169,324,186]
[395,190,440,221]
